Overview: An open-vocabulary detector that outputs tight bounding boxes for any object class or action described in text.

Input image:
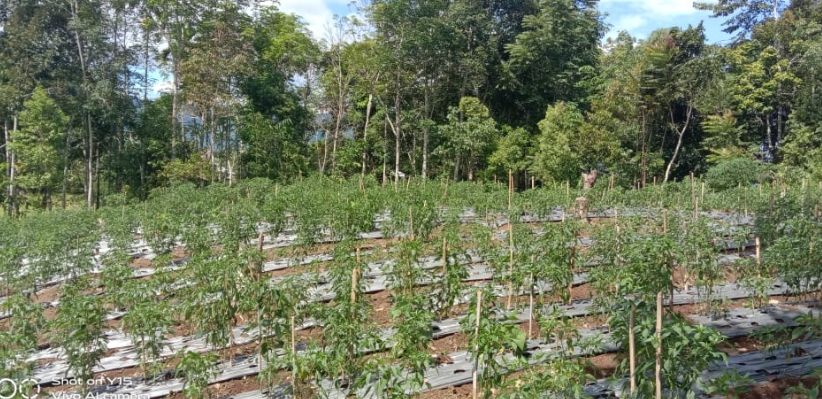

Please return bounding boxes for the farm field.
[1,178,820,399]
[3,0,822,397]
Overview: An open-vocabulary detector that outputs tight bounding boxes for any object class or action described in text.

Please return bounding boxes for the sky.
[277,0,734,44]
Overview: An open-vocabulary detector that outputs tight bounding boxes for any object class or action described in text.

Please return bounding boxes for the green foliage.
[51,277,107,391]
[461,287,527,397]
[11,86,68,207]
[437,97,499,181]
[504,0,603,126]
[612,309,727,397]
[176,350,218,399]
[698,370,753,399]
[497,358,592,399]
[532,102,585,183]
[488,126,532,175]
[760,216,821,296]
[705,157,770,190]
[158,154,213,187]
[0,294,44,382]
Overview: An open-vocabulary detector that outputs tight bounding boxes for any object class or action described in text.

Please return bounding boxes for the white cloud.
[278,0,350,40]
[600,0,701,18]
[615,15,647,32]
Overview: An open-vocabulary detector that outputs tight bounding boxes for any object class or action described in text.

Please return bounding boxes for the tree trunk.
[87,115,94,208]
[321,129,329,174]
[422,87,431,179]
[5,118,15,216]
[382,119,388,185]
[170,43,180,159]
[394,93,401,186]
[663,105,693,183]
[360,94,373,181]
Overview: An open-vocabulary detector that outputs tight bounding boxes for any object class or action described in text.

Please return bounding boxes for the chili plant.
[51,277,107,393]
[0,293,44,384]
[176,350,218,399]
[461,287,527,398]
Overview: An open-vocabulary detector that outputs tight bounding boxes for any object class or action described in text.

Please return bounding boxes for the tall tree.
[502,0,603,126]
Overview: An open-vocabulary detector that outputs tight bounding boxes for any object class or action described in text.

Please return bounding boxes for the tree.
[12,86,68,209]
[437,97,499,181]
[488,126,532,181]
[502,0,603,126]
[727,43,800,156]
[531,102,585,183]
[695,0,789,42]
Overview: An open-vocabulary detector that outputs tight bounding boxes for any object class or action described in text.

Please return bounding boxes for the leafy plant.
[176,350,218,399]
[699,370,753,399]
[462,287,527,398]
[50,277,107,393]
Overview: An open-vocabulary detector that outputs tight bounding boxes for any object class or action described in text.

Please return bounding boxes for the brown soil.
[741,376,820,399]
[420,383,473,399]
[369,290,393,326]
[430,333,469,359]
[33,284,62,304]
[719,335,768,356]
[585,352,620,378]
[167,374,265,399]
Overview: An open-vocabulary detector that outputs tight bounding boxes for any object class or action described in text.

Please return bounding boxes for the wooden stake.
[291,314,297,385]
[472,290,482,399]
[568,229,577,305]
[628,302,636,397]
[701,181,705,204]
[528,271,534,340]
[408,207,414,240]
[655,291,663,399]
[441,237,448,276]
[506,220,514,310]
[351,266,359,304]
[755,237,761,266]
[508,170,513,210]
[531,176,535,189]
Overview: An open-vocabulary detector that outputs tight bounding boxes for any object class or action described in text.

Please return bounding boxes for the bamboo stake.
[508,170,513,210]
[441,237,448,277]
[700,181,705,204]
[628,302,636,397]
[473,289,482,399]
[507,171,514,309]
[291,314,297,385]
[528,271,534,340]
[351,267,360,304]
[754,236,762,268]
[408,207,414,240]
[568,229,576,305]
[655,291,663,399]
[507,220,514,310]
